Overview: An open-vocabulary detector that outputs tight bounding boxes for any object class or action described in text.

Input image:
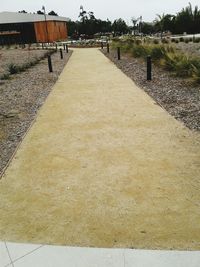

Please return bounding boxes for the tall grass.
[111,38,200,83]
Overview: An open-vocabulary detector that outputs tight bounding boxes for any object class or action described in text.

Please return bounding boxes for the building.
[0,11,68,45]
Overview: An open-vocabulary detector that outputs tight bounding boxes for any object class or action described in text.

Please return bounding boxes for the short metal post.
[55,44,57,52]
[107,42,109,53]
[63,44,65,50]
[101,42,104,49]
[60,48,63,59]
[48,55,53,72]
[66,44,68,53]
[147,55,152,80]
[117,47,121,60]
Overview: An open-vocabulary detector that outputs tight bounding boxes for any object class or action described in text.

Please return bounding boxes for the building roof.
[0,12,68,24]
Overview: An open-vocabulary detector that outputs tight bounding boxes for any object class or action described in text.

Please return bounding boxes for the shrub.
[171,39,176,43]
[161,38,169,44]
[0,73,10,80]
[153,39,159,44]
[179,37,184,42]
[192,66,200,83]
[131,44,148,58]
[193,38,200,43]
[111,38,200,83]
[8,63,20,74]
[175,39,179,43]
[160,52,177,71]
[135,39,142,45]
[150,45,167,60]
[184,39,189,43]
[175,55,194,77]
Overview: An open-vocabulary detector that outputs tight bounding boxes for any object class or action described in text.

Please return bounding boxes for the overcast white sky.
[1,0,200,23]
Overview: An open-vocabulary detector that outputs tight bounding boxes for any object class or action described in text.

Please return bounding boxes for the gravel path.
[0,49,72,177]
[102,49,200,131]
[0,48,200,250]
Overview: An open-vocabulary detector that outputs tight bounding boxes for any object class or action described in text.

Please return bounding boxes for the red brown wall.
[34,21,67,42]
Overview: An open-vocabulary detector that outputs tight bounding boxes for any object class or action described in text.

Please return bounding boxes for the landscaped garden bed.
[0,48,72,177]
[101,38,200,131]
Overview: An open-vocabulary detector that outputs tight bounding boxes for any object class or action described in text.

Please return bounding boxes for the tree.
[112,18,129,36]
[131,17,138,35]
[48,11,58,16]
[18,10,27,13]
[37,10,44,15]
[141,22,155,34]
[174,3,200,34]
[154,13,166,37]
[154,3,200,34]
[154,13,175,34]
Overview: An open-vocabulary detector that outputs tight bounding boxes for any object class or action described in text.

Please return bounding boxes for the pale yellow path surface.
[0,48,200,250]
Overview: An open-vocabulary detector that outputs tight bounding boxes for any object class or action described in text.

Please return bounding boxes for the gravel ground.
[0,49,72,177]
[175,42,200,57]
[102,49,200,132]
[0,48,48,74]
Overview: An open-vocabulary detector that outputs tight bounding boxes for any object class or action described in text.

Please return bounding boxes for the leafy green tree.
[174,3,200,34]
[48,11,58,16]
[141,22,155,34]
[37,10,44,15]
[112,18,129,35]
[18,10,27,13]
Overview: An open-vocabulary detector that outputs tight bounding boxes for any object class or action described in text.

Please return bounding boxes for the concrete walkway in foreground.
[0,48,200,251]
[1,241,200,267]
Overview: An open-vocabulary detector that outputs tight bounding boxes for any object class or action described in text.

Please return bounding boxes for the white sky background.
[1,0,200,23]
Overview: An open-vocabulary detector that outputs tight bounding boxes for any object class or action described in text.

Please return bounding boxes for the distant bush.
[192,66,200,83]
[193,38,200,43]
[135,39,142,45]
[184,39,189,43]
[153,39,159,44]
[179,37,184,42]
[0,73,10,80]
[161,38,169,44]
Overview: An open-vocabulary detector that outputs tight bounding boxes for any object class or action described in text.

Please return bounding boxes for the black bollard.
[101,42,104,49]
[63,44,65,50]
[107,43,109,53]
[66,44,68,53]
[48,55,53,72]
[147,55,152,81]
[117,47,121,60]
[55,44,58,52]
[60,48,63,59]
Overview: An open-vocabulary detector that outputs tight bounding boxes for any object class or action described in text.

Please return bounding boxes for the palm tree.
[131,17,138,36]
[154,13,166,38]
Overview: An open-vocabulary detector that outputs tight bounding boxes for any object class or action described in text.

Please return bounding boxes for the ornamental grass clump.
[8,63,20,74]
[111,39,200,83]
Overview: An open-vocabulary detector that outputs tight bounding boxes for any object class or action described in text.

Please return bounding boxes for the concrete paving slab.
[0,48,200,249]
[0,242,11,267]
[1,241,200,267]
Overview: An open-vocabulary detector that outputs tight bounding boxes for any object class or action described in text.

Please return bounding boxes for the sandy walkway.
[0,48,200,250]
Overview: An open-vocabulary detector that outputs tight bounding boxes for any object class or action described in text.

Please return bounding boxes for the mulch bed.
[101,49,200,132]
